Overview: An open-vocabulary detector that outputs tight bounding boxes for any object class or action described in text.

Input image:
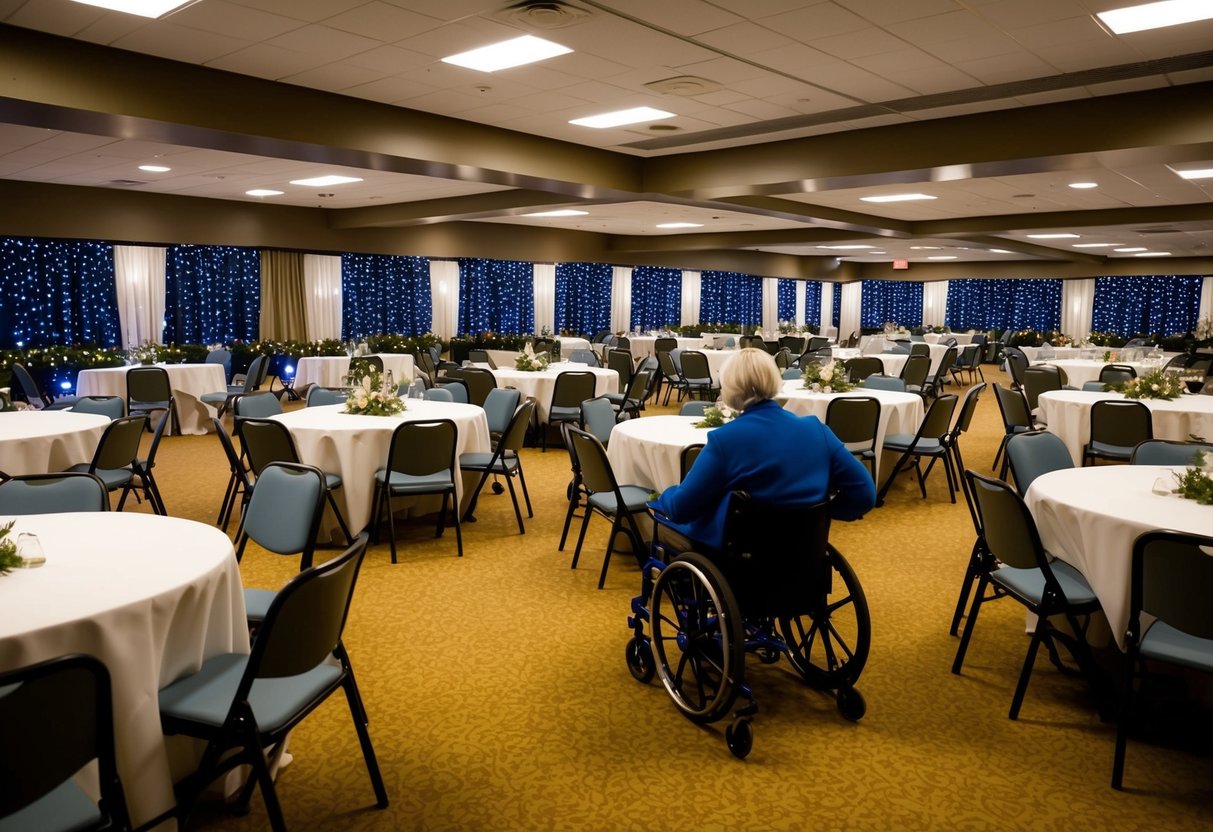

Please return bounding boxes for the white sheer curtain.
[795,281,806,326]
[761,277,780,332]
[1061,278,1096,340]
[611,266,632,332]
[303,254,343,340]
[820,282,835,338]
[113,245,166,346]
[1200,276,1213,322]
[680,270,700,325]
[839,282,862,343]
[922,280,948,328]
[429,260,460,340]
[533,263,556,335]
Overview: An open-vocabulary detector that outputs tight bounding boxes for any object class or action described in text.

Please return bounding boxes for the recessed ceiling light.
[860,193,937,203]
[570,107,675,129]
[656,222,703,228]
[69,0,193,18]
[816,245,874,250]
[523,209,589,218]
[246,189,284,197]
[442,35,571,72]
[1115,247,1148,252]
[1133,251,1172,256]
[928,255,957,260]
[1073,243,1119,248]
[288,175,362,187]
[910,245,942,250]
[1068,182,1098,189]
[1027,233,1080,239]
[138,164,171,173]
[1097,0,1213,34]
[1172,167,1213,180]
[989,249,1012,254]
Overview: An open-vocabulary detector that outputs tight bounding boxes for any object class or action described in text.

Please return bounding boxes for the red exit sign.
[893,259,909,270]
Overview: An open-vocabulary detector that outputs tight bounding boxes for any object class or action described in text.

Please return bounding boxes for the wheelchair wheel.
[651,551,744,724]
[778,545,870,690]
[725,717,753,759]
[625,636,655,683]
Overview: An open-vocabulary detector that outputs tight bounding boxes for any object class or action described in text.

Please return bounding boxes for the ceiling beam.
[607,227,874,253]
[328,191,590,229]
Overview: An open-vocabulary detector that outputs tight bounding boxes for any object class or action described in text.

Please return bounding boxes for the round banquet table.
[684,348,737,383]
[1023,465,1211,649]
[1037,358,1162,389]
[270,401,491,537]
[0,409,109,474]
[0,512,247,829]
[556,336,592,357]
[293,353,416,389]
[607,415,715,492]
[924,332,975,345]
[626,336,704,359]
[1037,390,1213,465]
[75,363,227,435]
[859,337,950,375]
[488,363,618,423]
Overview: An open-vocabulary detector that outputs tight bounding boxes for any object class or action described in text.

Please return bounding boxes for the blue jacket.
[651,399,876,551]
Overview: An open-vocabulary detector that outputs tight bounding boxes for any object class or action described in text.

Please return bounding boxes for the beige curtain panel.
[259,250,309,341]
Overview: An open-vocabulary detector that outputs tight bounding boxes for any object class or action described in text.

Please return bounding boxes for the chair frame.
[825,395,881,481]
[214,415,252,531]
[991,382,1034,478]
[565,426,648,589]
[126,365,178,435]
[875,394,959,506]
[1083,399,1153,466]
[371,418,462,561]
[544,370,597,451]
[462,400,536,534]
[0,471,109,514]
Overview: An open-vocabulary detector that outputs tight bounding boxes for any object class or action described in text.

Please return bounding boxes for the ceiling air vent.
[106,179,148,186]
[498,0,592,29]
[644,76,723,96]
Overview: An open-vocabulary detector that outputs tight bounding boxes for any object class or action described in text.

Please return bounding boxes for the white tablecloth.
[1038,390,1213,465]
[0,512,246,827]
[1023,465,1212,649]
[488,363,618,423]
[626,336,704,359]
[1036,359,1160,389]
[557,337,591,356]
[607,415,714,492]
[924,332,974,345]
[294,353,415,389]
[859,338,950,375]
[0,410,109,475]
[76,363,228,435]
[271,401,491,536]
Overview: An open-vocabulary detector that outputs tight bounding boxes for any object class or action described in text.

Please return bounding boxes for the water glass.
[17,532,45,567]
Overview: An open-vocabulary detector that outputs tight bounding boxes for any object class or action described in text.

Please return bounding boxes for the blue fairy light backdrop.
[0,236,120,348]
[803,280,822,327]
[945,278,1061,331]
[860,280,924,329]
[630,266,682,331]
[342,254,432,339]
[555,262,611,336]
[164,245,260,344]
[831,285,841,329]
[457,258,534,335]
[777,279,797,322]
[1091,275,1202,336]
[700,271,763,325]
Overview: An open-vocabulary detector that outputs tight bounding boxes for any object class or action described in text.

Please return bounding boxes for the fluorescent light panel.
[817,245,874,250]
[1174,167,1213,180]
[1068,182,1098,189]
[656,222,702,228]
[246,189,283,197]
[1134,251,1172,256]
[1115,247,1148,252]
[860,193,937,203]
[70,0,193,17]
[138,165,170,173]
[928,255,957,260]
[523,209,588,218]
[1073,243,1119,248]
[1097,0,1213,34]
[442,35,571,72]
[289,175,362,187]
[1027,233,1079,239]
[570,107,674,128]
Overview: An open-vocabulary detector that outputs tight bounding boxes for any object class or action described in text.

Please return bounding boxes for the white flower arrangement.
[514,342,550,372]
[693,404,736,428]
[802,359,854,393]
[1107,368,1186,401]
[1196,317,1213,341]
[343,368,405,416]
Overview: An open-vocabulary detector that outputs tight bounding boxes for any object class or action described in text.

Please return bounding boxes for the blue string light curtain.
[777,279,797,321]
[341,254,432,339]
[860,280,924,329]
[555,262,611,336]
[803,280,822,327]
[831,284,841,328]
[945,278,1061,331]
[1091,275,1202,336]
[457,258,534,335]
[164,245,259,344]
[700,270,763,325]
[630,266,682,331]
[0,236,120,348]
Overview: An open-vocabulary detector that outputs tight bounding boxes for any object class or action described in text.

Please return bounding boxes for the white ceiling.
[2,0,1213,263]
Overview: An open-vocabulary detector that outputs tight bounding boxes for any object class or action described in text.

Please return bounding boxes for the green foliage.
[1173,453,1213,505]
[1006,329,1043,348]
[1086,331,1126,347]
[0,521,22,576]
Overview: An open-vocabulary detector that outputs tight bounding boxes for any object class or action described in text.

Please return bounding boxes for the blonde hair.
[720,347,782,411]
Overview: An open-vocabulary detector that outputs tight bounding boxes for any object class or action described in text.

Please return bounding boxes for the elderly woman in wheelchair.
[626,348,876,758]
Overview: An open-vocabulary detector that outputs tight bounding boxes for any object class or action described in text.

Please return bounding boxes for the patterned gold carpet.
[139,366,1212,831]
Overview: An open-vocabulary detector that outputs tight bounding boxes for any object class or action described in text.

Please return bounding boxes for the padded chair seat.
[159,652,342,734]
[374,468,454,492]
[64,463,133,489]
[202,385,245,403]
[991,560,1097,606]
[549,405,580,420]
[1088,440,1134,458]
[459,451,520,473]
[0,778,101,832]
[588,485,651,514]
[883,434,944,453]
[1140,621,1213,672]
[323,472,343,490]
[243,587,275,622]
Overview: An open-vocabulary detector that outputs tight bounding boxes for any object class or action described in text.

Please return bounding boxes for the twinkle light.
[555,262,612,336]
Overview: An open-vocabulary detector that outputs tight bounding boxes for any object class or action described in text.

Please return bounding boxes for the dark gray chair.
[371,419,461,560]
[826,396,881,481]
[63,414,147,511]
[1084,400,1152,465]
[545,371,596,451]
[70,395,125,420]
[461,399,536,534]
[202,354,267,419]
[0,472,108,514]
[125,366,176,434]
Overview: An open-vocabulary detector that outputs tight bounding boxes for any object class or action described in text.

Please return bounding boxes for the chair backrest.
[1006,430,1073,495]
[551,371,597,408]
[624,368,652,403]
[565,426,626,499]
[466,349,496,370]
[71,395,125,420]
[656,349,678,380]
[1081,381,1105,392]
[579,396,616,445]
[1129,439,1213,466]
[126,366,171,405]
[679,350,711,382]
[779,335,805,354]
[782,367,802,380]
[909,342,930,357]
[569,349,599,367]
[1100,363,1137,384]
[351,355,385,377]
[9,362,51,407]
[0,472,109,514]
[679,400,711,417]
[825,396,881,452]
[206,348,233,383]
[680,443,704,481]
[239,461,325,564]
[654,337,677,353]
[0,654,129,829]
[1089,399,1152,447]
[807,336,831,352]
[914,394,958,444]
[845,356,884,382]
[483,387,521,436]
[964,470,1048,572]
[932,346,959,382]
[246,532,370,682]
[460,367,496,407]
[774,347,792,369]
[89,414,147,472]
[862,374,905,392]
[951,382,985,436]
[306,386,348,407]
[900,354,931,387]
[498,399,536,454]
[425,385,454,402]
[1003,348,1028,386]
[385,418,457,478]
[606,349,634,391]
[233,391,283,420]
[1131,530,1213,642]
[242,354,267,393]
[993,382,1031,432]
[1022,365,1063,411]
[238,417,300,475]
[436,379,468,403]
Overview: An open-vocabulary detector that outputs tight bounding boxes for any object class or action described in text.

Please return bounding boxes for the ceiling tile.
[848,47,954,75]
[917,33,1024,63]
[265,24,383,62]
[391,17,520,59]
[879,64,981,95]
[887,10,1002,45]
[976,0,1093,29]
[5,0,106,36]
[225,0,367,24]
[111,21,252,64]
[594,0,744,36]
[835,0,962,26]
[759,2,872,41]
[799,61,918,101]
[343,44,433,75]
[1029,38,1141,73]
[373,0,502,23]
[748,43,848,75]
[206,43,324,80]
[323,2,443,41]
[1008,14,1114,51]
[694,21,797,53]
[282,62,385,93]
[169,0,302,41]
[340,76,440,105]
[952,51,1058,85]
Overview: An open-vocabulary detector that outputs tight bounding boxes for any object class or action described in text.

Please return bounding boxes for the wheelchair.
[625,491,871,758]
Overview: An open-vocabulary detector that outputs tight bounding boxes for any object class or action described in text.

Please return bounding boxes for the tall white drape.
[113,245,166,346]
[429,260,460,340]
[1061,278,1096,340]
[922,281,948,327]
[680,270,701,325]
[611,266,632,332]
[303,254,343,340]
[1200,276,1213,322]
[820,282,835,339]
[761,277,780,333]
[533,263,556,335]
[795,281,806,326]
[839,282,862,343]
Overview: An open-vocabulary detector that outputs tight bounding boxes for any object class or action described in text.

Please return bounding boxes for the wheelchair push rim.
[777,545,870,689]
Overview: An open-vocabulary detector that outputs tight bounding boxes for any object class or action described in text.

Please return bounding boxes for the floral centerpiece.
[1105,368,1186,400]
[0,522,24,576]
[343,366,404,416]
[802,359,853,393]
[129,341,160,365]
[693,404,735,428]
[514,343,550,372]
[1171,450,1213,505]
